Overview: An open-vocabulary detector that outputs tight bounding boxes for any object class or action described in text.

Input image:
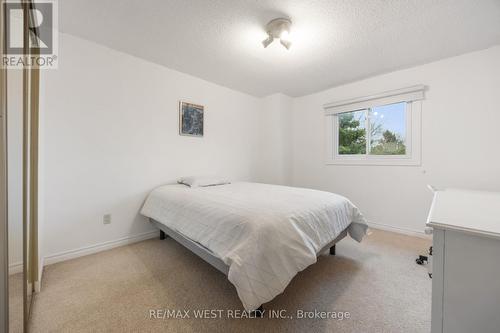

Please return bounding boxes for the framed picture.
[179,101,204,137]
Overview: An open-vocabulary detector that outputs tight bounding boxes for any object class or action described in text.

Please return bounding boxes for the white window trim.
[324,85,424,166]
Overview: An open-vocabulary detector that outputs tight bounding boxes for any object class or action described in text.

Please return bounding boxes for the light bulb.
[280,30,290,41]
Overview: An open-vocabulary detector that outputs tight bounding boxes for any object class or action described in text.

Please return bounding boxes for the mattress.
[141,182,368,311]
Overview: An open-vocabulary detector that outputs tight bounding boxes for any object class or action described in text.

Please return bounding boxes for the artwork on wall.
[179,101,204,137]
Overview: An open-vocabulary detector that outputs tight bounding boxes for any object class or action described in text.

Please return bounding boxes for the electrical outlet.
[103,214,112,225]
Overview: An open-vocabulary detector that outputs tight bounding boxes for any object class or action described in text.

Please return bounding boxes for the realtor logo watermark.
[149,308,352,320]
[3,0,58,68]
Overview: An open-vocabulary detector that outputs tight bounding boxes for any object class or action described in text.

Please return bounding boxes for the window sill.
[325,158,421,166]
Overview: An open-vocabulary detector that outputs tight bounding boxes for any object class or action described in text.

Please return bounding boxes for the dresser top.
[427,188,500,239]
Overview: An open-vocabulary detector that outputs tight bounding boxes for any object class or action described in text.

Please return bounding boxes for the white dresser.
[427,189,500,333]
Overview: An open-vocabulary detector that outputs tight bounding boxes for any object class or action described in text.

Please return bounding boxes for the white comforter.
[140,182,368,311]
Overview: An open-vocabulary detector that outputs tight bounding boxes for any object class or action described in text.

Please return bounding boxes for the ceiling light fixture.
[262,18,292,50]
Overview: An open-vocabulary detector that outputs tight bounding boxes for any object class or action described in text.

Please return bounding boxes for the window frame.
[324,85,424,166]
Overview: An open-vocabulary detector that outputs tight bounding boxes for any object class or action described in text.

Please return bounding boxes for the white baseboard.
[43,230,159,266]
[367,221,431,239]
[9,261,23,275]
[35,256,44,293]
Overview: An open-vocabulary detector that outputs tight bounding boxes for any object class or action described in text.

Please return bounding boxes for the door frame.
[1,0,10,331]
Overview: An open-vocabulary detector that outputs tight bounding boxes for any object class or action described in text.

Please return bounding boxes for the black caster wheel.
[251,306,264,318]
[416,255,428,265]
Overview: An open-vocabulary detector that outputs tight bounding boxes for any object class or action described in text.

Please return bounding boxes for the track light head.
[262,36,274,48]
[280,39,292,50]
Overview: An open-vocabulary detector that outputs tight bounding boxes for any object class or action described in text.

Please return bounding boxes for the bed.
[140,181,368,313]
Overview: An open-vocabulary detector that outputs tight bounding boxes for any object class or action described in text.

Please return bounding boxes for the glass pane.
[338,110,366,155]
[369,102,406,155]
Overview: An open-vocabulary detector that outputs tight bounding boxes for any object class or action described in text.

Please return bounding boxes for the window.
[338,102,406,156]
[324,85,424,165]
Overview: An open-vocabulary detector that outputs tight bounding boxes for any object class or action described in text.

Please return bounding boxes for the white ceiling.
[59,0,500,97]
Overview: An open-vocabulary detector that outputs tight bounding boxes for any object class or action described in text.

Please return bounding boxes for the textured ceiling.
[59,0,500,97]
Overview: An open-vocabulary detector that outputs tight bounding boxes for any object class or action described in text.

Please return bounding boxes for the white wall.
[40,33,264,259]
[7,69,23,273]
[40,32,500,261]
[291,46,500,234]
[255,93,292,185]
[38,70,46,282]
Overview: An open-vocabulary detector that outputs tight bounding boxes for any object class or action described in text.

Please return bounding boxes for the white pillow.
[178,176,231,188]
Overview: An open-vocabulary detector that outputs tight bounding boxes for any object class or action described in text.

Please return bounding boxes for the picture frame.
[179,101,204,137]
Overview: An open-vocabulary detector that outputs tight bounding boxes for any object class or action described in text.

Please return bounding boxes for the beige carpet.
[30,229,431,333]
[9,272,24,333]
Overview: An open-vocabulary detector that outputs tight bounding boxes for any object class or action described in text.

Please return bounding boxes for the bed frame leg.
[250,305,264,318]
[160,230,166,240]
[330,244,336,255]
